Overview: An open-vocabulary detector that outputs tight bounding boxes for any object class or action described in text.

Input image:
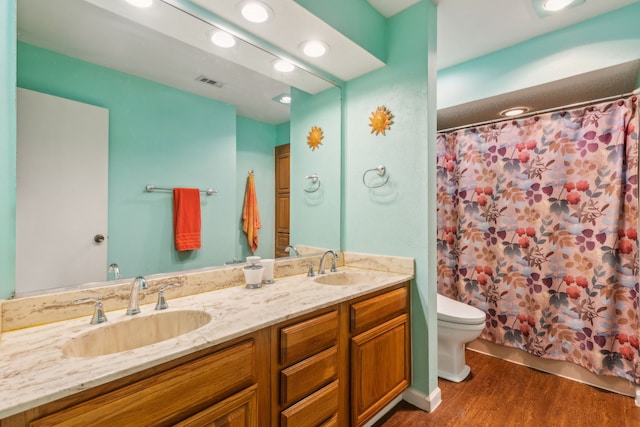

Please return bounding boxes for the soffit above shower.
[437,0,639,70]
[437,59,640,131]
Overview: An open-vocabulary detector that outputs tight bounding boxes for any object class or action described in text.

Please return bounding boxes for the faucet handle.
[155,283,181,310]
[74,296,108,325]
[302,261,315,277]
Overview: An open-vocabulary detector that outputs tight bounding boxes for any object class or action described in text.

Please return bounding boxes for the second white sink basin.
[62,310,211,357]
[313,271,376,286]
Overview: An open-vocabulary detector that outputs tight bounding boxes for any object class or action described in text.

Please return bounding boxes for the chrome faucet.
[108,263,123,280]
[126,276,148,315]
[285,245,300,257]
[318,250,339,274]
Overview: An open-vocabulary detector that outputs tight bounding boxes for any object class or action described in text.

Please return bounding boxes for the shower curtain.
[437,95,640,383]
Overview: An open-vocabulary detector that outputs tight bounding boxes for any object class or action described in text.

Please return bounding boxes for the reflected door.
[16,88,109,294]
[275,144,290,258]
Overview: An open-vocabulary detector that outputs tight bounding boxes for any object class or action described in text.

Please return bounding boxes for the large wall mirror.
[15,0,342,295]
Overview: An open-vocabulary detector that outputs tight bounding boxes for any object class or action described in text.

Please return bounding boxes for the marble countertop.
[0,267,412,419]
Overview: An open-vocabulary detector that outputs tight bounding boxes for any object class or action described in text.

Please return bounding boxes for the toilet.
[437,293,486,382]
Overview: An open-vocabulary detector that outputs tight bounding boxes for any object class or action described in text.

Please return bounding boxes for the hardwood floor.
[375,350,640,427]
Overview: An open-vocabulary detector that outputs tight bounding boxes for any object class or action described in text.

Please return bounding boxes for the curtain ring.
[304,174,321,193]
[362,165,390,189]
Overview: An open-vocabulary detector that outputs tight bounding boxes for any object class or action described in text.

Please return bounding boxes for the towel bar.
[145,185,217,196]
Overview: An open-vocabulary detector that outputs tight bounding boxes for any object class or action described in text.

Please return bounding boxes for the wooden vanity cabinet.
[349,283,411,427]
[270,306,348,427]
[1,330,270,427]
[1,282,411,427]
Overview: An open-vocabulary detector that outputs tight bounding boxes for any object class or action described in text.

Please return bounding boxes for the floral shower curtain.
[437,95,640,383]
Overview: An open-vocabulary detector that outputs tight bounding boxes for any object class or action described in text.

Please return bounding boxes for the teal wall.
[290,86,342,249]
[276,121,290,146]
[342,0,436,394]
[18,43,238,279]
[438,2,640,109]
[0,0,16,299]
[236,116,277,261]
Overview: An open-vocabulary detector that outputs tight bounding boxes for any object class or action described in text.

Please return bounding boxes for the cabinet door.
[351,314,410,427]
[175,385,258,427]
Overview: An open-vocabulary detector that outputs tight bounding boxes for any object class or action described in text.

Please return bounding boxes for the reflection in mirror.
[14,0,341,296]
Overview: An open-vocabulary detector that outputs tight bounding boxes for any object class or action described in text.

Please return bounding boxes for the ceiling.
[435,0,640,130]
[16,0,640,127]
[436,0,640,70]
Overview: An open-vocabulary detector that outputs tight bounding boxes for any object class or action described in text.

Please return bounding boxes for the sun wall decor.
[369,105,394,136]
[307,126,324,151]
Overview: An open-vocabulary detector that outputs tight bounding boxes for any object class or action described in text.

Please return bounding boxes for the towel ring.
[362,165,389,189]
[304,174,321,193]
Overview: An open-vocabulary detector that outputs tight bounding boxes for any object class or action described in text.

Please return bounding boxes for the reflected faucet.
[285,245,300,257]
[318,250,339,274]
[126,276,148,315]
[108,263,123,280]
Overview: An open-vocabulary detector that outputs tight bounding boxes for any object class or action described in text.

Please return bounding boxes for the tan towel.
[173,188,201,251]
[242,173,261,253]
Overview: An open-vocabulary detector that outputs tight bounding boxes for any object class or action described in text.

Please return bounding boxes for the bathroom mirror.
[13,0,342,295]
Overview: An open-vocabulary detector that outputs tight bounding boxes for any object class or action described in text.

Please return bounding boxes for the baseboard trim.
[403,386,442,413]
[363,395,403,427]
[467,339,636,398]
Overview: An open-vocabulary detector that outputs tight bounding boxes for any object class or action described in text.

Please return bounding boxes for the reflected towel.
[173,188,201,251]
[242,173,261,253]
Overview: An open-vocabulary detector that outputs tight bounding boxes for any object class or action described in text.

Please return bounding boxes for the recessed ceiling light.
[127,0,153,8]
[300,40,329,58]
[273,94,292,104]
[209,30,236,48]
[532,0,584,17]
[126,0,154,7]
[500,107,529,117]
[272,59,295,73]
[240,1,273,23]
[543,0,575,11]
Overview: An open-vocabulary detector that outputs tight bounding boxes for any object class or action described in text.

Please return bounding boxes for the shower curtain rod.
[438,87,640,134]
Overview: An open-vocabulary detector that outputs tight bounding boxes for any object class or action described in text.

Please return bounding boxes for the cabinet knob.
[94,234,105,243]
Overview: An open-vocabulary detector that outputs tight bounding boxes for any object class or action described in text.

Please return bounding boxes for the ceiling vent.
[196,75,223,88]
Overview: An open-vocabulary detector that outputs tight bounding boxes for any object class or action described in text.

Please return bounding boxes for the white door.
[16,88,109,294]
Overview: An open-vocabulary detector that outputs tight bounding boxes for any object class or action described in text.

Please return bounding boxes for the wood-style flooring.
[375,350,640,427]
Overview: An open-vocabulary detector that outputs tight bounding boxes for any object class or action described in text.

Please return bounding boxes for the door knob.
[94,234,105,243]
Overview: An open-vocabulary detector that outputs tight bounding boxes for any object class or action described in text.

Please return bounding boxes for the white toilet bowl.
[437,293,485,382]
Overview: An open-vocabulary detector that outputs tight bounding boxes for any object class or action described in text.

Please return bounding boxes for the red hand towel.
[242,173,261,253]
[173,188,201,251]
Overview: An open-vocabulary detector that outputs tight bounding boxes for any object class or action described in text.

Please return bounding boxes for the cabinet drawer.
[280,310,338,365]
[31,340,256,427]
[351,286,407,334]
[280,346,338,407]
[280,380,339,427]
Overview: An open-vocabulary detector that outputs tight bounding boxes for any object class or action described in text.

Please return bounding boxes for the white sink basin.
[313,271,375,286]
[62,310,211,357]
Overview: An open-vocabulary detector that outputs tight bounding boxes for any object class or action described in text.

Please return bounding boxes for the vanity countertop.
[0,267,413,419]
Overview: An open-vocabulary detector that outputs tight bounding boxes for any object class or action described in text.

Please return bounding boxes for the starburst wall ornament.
[369,105,394,136]
[307,126,324,151]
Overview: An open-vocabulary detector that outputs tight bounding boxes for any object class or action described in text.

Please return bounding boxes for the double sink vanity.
[0,251,414,426]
